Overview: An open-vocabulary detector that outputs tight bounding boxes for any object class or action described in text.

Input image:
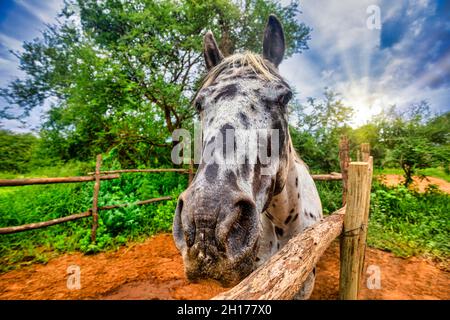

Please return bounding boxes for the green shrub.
[368,181,449,260]
[316,180,343,214]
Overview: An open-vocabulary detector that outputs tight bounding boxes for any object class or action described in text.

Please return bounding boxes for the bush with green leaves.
[368,181,449,260]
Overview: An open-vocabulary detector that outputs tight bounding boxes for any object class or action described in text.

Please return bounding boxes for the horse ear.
[203,31,224,70]
[262,15,285,67]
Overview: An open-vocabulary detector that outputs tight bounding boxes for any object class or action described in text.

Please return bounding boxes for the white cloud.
[1,1,64,131]
[14,0,64,24]
[278,0,449,126]
[0,33,23,53]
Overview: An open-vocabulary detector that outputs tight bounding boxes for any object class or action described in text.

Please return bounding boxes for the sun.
[339,82,388,127]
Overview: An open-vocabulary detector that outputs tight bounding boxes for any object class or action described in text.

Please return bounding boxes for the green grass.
[375,166,450,182]
[0,161,93,196]
[419,167,450,182]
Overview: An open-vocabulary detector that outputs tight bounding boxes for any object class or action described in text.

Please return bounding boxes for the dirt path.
[378,174,450,194]
[0,233,448,300]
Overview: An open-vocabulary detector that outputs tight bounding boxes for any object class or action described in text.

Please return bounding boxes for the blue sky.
[0,0,64,132]
[0,0,449,132]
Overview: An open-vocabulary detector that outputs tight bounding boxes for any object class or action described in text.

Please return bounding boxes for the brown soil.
[378,174,450,194]
[0,234,448,300]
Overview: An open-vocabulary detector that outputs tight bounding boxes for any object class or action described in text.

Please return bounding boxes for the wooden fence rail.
[0,174,119,187]
[87,168,190,175]
[0,196,173,235]
[213,207,346,299]
[85,169,344,181]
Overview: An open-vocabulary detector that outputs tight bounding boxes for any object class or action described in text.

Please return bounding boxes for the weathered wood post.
[339,136,350,205]
[91,154,102,242]
[339,161,371,300]
[360,143,370,162]
[357,154,373,289]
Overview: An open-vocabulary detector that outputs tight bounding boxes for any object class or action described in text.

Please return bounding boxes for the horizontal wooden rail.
[87,169,189,175]
[0,211,92,234]
[0,174,120,187]
[311,173,342,180]
[212,206,346,300]
[86,169,342,181]
[0,196,172,235]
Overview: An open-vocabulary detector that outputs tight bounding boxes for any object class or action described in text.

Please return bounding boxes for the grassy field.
[374,167,450,182]
[0,164,448,273]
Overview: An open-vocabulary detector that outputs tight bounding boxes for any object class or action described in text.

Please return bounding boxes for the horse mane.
[200,51,282,89]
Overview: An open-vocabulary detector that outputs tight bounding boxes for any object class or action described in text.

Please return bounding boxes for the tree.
[0,130,38,173]
[378,102,449,186]
[295,88,354,135]
[290,88,354,171]
[1,0,311,167]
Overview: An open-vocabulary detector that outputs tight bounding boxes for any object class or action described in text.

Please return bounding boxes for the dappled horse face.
[173,16,292,286]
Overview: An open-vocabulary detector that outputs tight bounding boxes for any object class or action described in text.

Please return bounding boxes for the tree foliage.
[0,0,311,167]
[376,102,450,186]
[290,88,354,172]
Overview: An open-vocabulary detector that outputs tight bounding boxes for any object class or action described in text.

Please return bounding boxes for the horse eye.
[279,91,292,105]
[195,100,203,112]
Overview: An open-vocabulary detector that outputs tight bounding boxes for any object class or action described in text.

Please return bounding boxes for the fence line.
[0,152,347,237]
[86,168,344,181]
[0,174,119,187]
[0,211,92,235]
[0,196,173,235]
[87,168,190,175]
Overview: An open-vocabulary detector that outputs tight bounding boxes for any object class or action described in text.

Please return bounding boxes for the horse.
[173,15,322,299]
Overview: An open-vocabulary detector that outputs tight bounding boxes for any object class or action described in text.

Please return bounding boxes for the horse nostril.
[217,198,257,258]
[173,198,196,248]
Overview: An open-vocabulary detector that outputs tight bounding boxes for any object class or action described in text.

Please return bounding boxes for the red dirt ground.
[0,233,448,300]
[378,174,450,194]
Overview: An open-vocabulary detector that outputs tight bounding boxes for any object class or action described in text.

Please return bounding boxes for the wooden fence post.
[339,136,350,205]
[361,143,370,162]
[91,154,102,243]
[339,161,371,300]
[357,155,373,289]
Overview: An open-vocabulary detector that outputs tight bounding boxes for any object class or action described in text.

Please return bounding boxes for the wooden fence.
[0,137,372,300]
[0,155,194,239]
